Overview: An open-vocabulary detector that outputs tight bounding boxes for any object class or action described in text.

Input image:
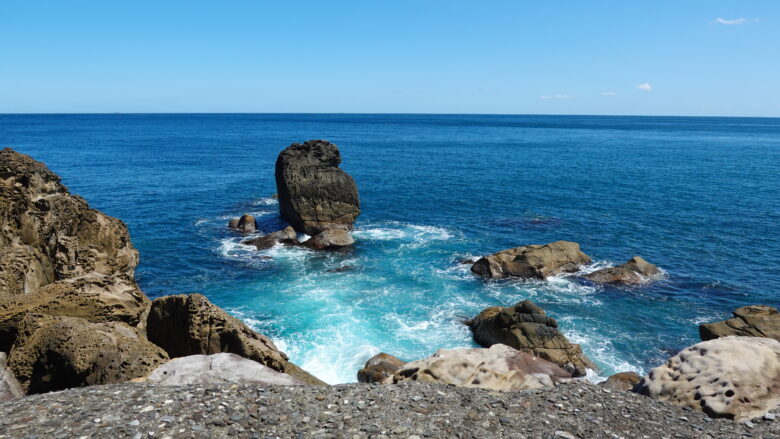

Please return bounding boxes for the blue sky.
[1,1,778,116]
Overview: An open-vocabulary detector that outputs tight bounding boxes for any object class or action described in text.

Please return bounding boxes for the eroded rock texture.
[140,353,303,386]
[466,300,594,377]
[471,241,591,279]
[275,140,360,235]
[146,294,325,385]
[386,344,571,391]
[699,305,780,342]
[635,336,780,421]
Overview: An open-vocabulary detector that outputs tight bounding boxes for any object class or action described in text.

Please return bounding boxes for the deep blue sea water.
[2,114,779,383]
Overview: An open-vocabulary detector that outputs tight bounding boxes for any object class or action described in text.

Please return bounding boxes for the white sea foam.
[251,197,279,206]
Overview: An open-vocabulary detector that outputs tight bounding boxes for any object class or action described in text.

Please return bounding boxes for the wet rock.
[139,353,303,386]
[585,256,662,285]
[357,353,406,383]
[699,305,780,342]
[301,229,355,250]
[327,265,355,273]
[466,300,594,377]
[242,226,299,250]
[471,241,591,279]
[275,140,360,235]
[227,218,240,229]
[600,371,641,392]
[635,336,780,421]
[386,344,571,391]
[146,293,325,385]
[0,351,23,402]
[227,214,256,234]
[8,314,168,394]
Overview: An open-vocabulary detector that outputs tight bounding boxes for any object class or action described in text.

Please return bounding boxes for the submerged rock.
[635,336,780,421]
[242,226,299,250]
[699,305,780,342]
[275,140,360,236]
[585,256,661,285]
[600,371,641,392]
[139,353,303,386]
[0,352,23,402]
[146,294,325,385]
[8,314,168,394]
[301,229,355,250]
[357,353,406,383]
[386,344,571,391]
[466,300,594,377]
[471,241,591,279]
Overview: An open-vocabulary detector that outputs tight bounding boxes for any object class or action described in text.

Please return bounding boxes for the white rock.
[142,353,303,386]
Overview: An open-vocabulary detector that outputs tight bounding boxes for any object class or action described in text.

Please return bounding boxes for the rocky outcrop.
[699,305,780,342]
[228,214,256,234]
[386,344,571,391]
[0,148,148,351]
[0,352,23,402]
[301,229,355,250]
[635,336,780,421]
[242,226,299,250]
[357,353,406,383]
[600,371,641,392]
[275,140,360,236]
[585,256,661,284]
[471,241,591,279]
[138,353,303,386]
[146,294,325,385]
[7,314,168,394]
[466,300,594,377]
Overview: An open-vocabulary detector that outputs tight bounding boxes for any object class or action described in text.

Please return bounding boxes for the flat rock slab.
[144,353,302,386]
[1,381,777,438]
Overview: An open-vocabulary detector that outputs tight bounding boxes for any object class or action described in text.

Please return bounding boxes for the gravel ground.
[0,381,777,439]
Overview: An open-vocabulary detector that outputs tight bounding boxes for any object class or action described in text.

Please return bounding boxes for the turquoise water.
[2,114,779,383]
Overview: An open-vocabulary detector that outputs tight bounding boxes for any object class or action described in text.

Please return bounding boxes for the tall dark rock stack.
[275,140,360,236]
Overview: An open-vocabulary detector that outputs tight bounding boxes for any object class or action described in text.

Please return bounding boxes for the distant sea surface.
[2,113,779,383]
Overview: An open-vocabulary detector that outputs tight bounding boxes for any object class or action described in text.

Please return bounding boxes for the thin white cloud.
[601,92,617,96]
[713,17,758,25]
[637,83,652,91]
[540,94,574,99]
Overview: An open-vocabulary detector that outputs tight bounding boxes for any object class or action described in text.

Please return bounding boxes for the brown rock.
[466,300,595,377]
[227,218,240,229]
[8,314,168,394]
[386,344,571,391]
[699,305,780,341]
[242,226,299,250]
[471,241,591,279]
[357,353,406,383]
[301,229,355,250]
[601,371,641,392]
[275,140,360,235]
[236,214,256,233]
[585,256,661,284]
[146,294,325,385]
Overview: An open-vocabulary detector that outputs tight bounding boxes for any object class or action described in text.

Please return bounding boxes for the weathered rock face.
[146,294,325,385]
[275,140,360,236]
[139,353,303,386]
[601,371,641,392]
[8,314,168,394]
[301,229,355,250]
[0,148,148,350]
[471,241,591,279]
[235,214,257,234]
[0,352,23,402]
[585,256,661,285]
[386,344,571,391]
[635,336,780,421]
[699,305,780,342]
[466,300,594,377]
[242,226,299,250]
[357,353,406,383]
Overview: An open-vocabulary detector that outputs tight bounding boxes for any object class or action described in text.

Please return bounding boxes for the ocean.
[2,113,779,384]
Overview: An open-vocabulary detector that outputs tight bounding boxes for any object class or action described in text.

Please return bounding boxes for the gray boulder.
[275,140,360,235]
[302,229,355,250]
[242,226,299,250]
[0,352,23,402]
[585,256,661,284]
[141,353,303,386]
[471,241,591,279]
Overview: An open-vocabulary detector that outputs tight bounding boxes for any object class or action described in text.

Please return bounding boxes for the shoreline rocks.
[466,300,595,377]
[700,305,780,342]
[385,344,571,391]
[138,353,303,386]
[600,371,641,392]
[471,241,591,279]
[0,352,23,402]
[585,256,661,285]
[275,140,360,236]
[242,226,299,250]
[227,214,257,234]
[357,353,405,383]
